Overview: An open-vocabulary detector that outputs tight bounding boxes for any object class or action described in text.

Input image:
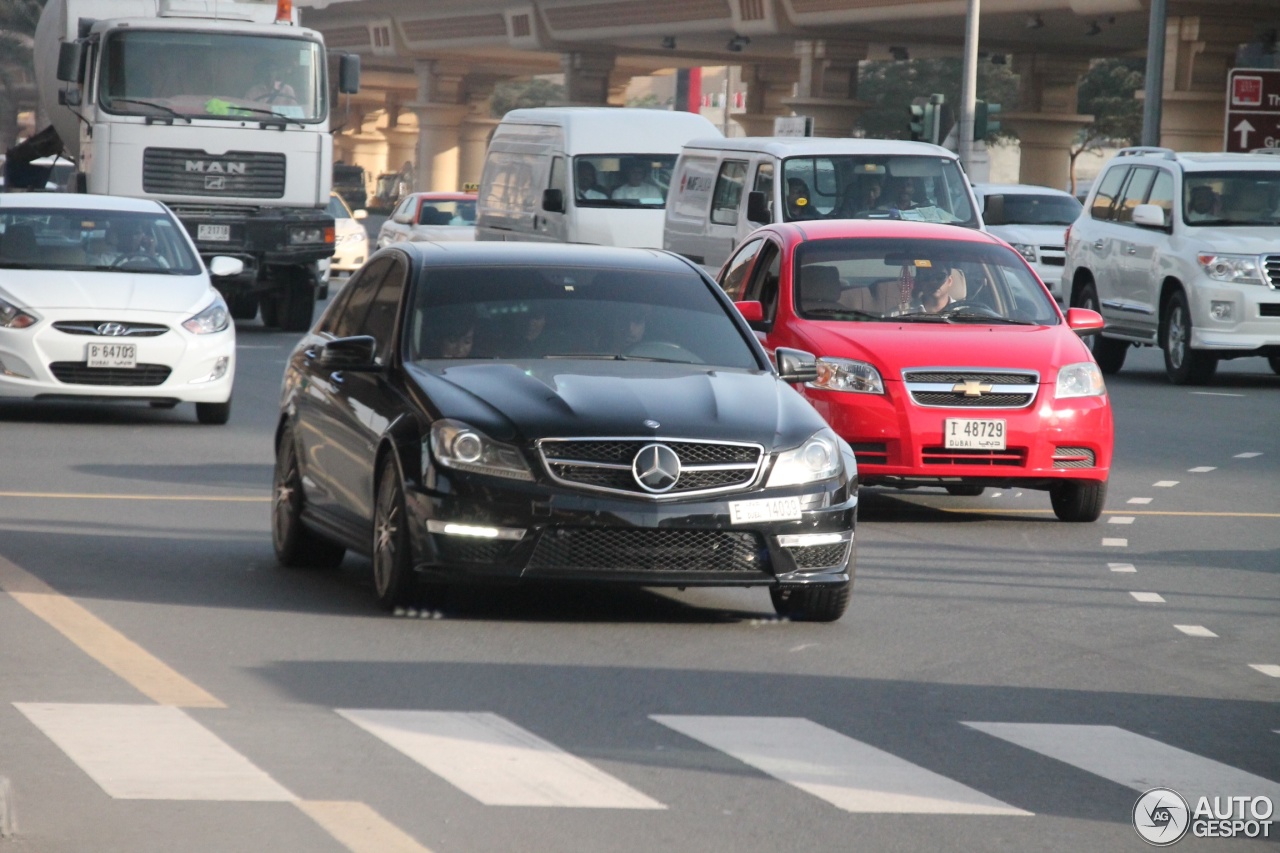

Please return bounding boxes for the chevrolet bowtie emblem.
[953,380,993,397]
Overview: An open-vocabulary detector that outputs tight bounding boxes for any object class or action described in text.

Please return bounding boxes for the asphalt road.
[0,310,1277,853]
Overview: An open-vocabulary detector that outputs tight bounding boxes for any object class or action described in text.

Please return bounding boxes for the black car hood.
[405,360,824,451]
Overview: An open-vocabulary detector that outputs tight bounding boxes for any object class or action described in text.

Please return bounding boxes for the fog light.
[426,519,526,541]
[777,532,850,547]
[192,356,230,384]
[0,357,31,378]
[1209,300,1233,321]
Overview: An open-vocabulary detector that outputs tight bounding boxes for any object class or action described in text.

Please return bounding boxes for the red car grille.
[921,447,1027,467]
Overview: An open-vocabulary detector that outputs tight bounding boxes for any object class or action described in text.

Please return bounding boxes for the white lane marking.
[651,715,1029,815]
[1153,481,1178,487]
[1174,625,1218,638]
[337,710,663,809]
[1108,517,1135,525]
[1130,592,1166,603]
[1127,497,1153,505]
[14,704,293,801]
[1188,467,1217,473]
[1190,391,1245,397]
[296,801,436,853]
[1249,665,1280,678]
[1234,452,1262,459]
[964,723,1280,803]
[1108,563,1137,573]
[1102,538,1128,547]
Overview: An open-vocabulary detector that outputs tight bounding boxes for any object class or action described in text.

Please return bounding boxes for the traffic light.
[908,95,944,144]
[909,98,928,141]
[974,101,1002,140]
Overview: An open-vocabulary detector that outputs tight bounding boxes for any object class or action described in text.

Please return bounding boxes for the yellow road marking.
[0,555,223,708]
[0,491,269,502]
[296,801,436,853]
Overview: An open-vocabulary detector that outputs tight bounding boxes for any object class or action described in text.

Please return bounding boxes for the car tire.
[945,484,985,497]
[272,424,346,569]
[279,268,317,333]
[195,400,231,425]
[1049,480,1106,522]
[1162,289,1217,385]
[770,582,851,623]
[372,456,420,611]
[1074,281,1127,374]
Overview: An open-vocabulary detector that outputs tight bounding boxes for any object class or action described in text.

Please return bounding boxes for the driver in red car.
[908,260,955,313]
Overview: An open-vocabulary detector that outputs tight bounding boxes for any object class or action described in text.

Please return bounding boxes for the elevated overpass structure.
[299,0,1279,193]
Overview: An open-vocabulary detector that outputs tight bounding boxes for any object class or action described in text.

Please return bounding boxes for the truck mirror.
[746,191,770,225]
[56,42,84,84]
[542,188,565,213]
[59,89,83,107]
[338,54,360,94]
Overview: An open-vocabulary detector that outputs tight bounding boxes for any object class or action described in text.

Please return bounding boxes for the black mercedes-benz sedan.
[273,242,858,621]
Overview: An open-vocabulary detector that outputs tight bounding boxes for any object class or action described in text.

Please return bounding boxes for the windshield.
[408,264,760,367]
[1183,172,1280,226]
[992,193,1082,226]
[793,238,1059,325]
[0,208,200,274]
[573,155,677,208]
[782,156,979,227]
[99,31,326,122]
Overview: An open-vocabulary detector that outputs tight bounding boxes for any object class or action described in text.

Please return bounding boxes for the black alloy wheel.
[770,582,851,623]
[272,425,346,568]
[1162,289,1217,385]
[372,457,420,610]
[1049,480,1107,522]
[1074,281,1128,374]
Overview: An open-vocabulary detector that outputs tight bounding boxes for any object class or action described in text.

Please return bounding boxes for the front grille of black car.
[1053,447,1096,468]
[903,370,1039,409]
[49,362,171,386]
[143,149,285,198]
[1264,255,1280,289]
[538,438,764,499]
[921,447,1027,467]
[436,537,519,564]
[527,528,766,574]
[53,321,169,337]
[787,541,850,569]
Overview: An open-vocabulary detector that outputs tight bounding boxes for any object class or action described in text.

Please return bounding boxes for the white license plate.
[944,418,1006,450]
[87,342,137,368]
[728,496,802,525]
[197,224,231,241]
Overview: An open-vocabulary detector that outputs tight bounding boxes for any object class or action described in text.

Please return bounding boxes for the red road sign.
[1225,69,1280,153]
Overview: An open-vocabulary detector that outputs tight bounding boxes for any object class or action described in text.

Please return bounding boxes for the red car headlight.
[812,358,885,394]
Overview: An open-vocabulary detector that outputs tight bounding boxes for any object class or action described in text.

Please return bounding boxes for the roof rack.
[1115,146,1177,160]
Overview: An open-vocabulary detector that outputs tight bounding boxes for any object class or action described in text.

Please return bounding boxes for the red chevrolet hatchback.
[718,219,1114,521]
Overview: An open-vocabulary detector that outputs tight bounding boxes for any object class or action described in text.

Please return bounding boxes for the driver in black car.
[909,261,955,313]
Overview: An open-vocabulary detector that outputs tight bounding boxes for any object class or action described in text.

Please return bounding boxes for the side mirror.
[542,188,565,213]
[353,209,368,220]
[982,194,1005,226]
[746,190,770,225]
[319,335,380,370]
[208,256,244,277]
[392,212,412,224]
[1066,306,1104,337]
[59,89,83,107]
[734,300,764,323]
[774,347,819,384]
[57,42,84,84]
[338,53,361,94]
[1132,203,1166,229]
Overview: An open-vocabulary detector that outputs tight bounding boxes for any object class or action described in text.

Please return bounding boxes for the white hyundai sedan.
[0,194,241,423]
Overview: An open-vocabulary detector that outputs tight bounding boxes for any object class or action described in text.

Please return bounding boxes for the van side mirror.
[338,53,361,94]
[746,191,770,225]
[982,194,1005,226]
[59,89,83,107]
[542,188,565,213]
[57,42,84,84]
[1132,204,1167,229]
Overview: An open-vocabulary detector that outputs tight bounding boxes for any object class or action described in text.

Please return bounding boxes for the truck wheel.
[1073,282,1127,374]
[279,269,317,333]
[229,293,259,321]
[1162,290,1217,385]
[260,296,281,328]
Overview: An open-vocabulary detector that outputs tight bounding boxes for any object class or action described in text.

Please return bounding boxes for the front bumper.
[1189,281,1280,356]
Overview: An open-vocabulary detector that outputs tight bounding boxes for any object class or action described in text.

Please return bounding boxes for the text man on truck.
[20,0,359,331]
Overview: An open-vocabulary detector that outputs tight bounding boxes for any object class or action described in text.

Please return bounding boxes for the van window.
[571,154,676,208]
[479,151,540,214]
[753,162,775,219]
[711,160,749,225]
[781,155,978,227]
[548,156,567,196]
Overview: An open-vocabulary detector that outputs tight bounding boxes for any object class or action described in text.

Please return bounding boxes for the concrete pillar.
[406,60,468,192]
[1006,54,1092,188]
[782,40,869,138]
[458,77,502,190]
[733,63,799,137]
[561,52,616,106]
[377,103,419,185]
[1153,17,1253,150]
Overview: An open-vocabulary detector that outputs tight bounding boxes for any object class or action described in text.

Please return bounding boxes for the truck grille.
[538,438,764,499]
[143,149,285,199]
[903,370,1039,409]
[527,528,767,574]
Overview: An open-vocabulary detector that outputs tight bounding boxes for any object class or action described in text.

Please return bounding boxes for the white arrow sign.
[1234,119,1256,149]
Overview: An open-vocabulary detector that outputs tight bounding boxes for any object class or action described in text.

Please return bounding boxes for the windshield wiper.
[891,312,951,323]
[0,261,35,269]
[943,312,1038,325]
[804,308,881,321]
[109,98,191,123]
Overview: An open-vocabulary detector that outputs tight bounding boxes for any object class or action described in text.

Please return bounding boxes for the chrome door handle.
[1127,245,1138,254]
[1093,240,1105,251]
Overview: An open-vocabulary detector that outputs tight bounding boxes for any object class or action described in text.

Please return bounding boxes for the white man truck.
[21,0,360,330]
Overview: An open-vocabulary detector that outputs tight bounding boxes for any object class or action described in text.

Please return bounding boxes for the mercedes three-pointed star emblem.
[632,443,681,493]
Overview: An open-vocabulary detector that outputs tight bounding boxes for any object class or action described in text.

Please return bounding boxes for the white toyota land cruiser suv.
[1062,147,1280,384]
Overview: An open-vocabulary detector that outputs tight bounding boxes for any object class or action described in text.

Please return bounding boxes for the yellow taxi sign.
[461,182,479,192]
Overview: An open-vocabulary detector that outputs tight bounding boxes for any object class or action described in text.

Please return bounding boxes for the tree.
[489,77,566,118]
[1068,58,1144,194]
[0,0,43,151]
[855,57,1019,143]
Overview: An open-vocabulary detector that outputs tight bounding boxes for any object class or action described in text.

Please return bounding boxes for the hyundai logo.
[632,443,681,493]
[96,323,128,337]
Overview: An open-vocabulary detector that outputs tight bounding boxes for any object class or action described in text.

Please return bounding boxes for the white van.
[475,107,721,248]
[663,137,984,274]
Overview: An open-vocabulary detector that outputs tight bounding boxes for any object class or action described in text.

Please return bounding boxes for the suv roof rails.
[1115,146,1178,160]
[1249,147,1280,156]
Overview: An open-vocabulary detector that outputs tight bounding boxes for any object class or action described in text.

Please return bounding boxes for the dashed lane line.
[1108,563,1137,573]
[1188,467,1218,473]
[1174,625,1218,638]
[1249,665,1280,678]
[1108,516,1135,524]
[1129,592,1165,603]
[1103,538,1128,548]
[1126,497,1152,504]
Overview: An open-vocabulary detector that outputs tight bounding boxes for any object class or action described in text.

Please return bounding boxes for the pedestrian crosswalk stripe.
[337,710,665,809]
[963,723,1280,803]
[14,703,293,801]
[651,715,1030,815]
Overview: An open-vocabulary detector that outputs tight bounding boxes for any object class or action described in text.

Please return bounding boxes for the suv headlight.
[1198,253,1265,285]
[429,419,533,481]
[811,358,884,394]
[1057,361,1106,399]
[0,296,39,329]
[1010,242,1038,263]
[182,299,231,334]
[767,428,843,487]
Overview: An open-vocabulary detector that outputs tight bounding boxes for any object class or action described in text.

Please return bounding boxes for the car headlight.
[1057,361,1106,398]
[182,299,231,335]
[1198,253,1265,285]
[767,428,843,488]
[429,419,533,481]
[0,296,39,329]
[811,358,884,394]
[1010,242,1038,263]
